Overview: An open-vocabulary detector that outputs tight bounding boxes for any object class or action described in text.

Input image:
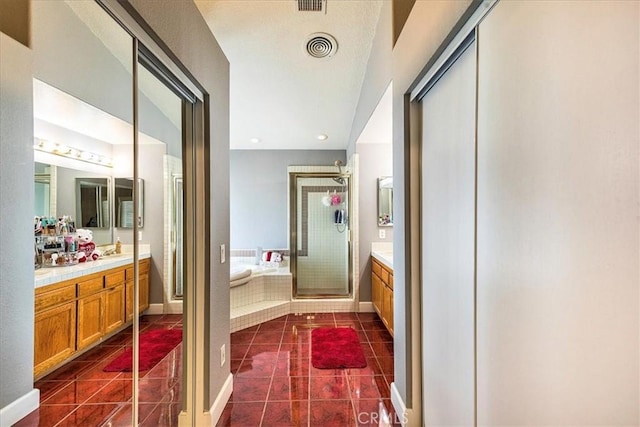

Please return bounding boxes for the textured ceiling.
[195,0,383,150]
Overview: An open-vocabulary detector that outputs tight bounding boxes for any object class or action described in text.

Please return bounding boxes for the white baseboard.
[0,389,39,427]
[391,382,416,427]
[165,300,183,314]
[145,303,165,315]
[208,373,233,426]
[358,301,375,312]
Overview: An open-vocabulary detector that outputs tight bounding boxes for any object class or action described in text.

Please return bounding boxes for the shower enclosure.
[290,169,351,298]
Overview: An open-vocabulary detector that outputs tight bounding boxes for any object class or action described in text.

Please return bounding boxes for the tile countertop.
[35,244,151,288]
[371,242,393,270]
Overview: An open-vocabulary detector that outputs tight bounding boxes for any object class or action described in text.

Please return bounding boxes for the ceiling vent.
[305,33,338,59]
[298,0,323,12]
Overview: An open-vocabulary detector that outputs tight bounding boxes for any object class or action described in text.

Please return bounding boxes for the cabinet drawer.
[105,270,125,287]
[35,283,76,313]
[372,259,382,277]
[77,277,104,297]
[126,259,150,279]
[388,273,393,290]
[379,268,390,285]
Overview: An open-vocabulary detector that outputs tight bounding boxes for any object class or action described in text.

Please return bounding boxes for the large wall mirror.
[378,176,393,226]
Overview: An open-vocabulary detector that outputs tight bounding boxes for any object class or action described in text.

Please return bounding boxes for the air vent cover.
[306,33,338,58]
[298,0,323,12]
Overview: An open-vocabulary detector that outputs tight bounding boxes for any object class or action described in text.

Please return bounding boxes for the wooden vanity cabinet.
[34,258,150,379]
[34,281,76,377]
[371,257,394,336]
[76,275,106,350]
[125,258,150,321]
[103,269,126,335]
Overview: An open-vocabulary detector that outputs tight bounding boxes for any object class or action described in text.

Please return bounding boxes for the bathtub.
[230,262,278,288]
[229,258,292,332]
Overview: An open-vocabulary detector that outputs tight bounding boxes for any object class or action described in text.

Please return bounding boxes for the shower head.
[333,160,345,185]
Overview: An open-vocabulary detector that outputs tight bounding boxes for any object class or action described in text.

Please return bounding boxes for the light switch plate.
[379,229,386,239]
[220,244,226,264]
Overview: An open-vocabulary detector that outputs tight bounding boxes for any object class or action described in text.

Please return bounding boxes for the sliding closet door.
[420,40,476,425]
[476,1,639,424]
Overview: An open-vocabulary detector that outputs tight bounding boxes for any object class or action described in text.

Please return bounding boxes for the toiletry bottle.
[115,237,122,254]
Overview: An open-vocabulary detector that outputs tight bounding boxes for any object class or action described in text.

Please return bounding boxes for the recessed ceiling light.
[250,137,261,143]
[317,134,328,141]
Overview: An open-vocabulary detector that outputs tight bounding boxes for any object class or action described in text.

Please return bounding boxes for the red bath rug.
[103,328,182,372]
[311,327,367,369]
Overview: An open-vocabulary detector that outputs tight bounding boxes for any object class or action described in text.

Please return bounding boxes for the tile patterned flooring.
[16,312,397,426]
[16,314,183,427]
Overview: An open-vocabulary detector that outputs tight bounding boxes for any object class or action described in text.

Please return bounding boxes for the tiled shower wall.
[296,177,349,293]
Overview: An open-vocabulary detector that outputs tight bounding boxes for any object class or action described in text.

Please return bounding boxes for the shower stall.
[289,163,351,298]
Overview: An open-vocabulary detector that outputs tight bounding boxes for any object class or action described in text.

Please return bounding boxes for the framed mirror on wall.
[115,177,144,228]
[378,176,393,226]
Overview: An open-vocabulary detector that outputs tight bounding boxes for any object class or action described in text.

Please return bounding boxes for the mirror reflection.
[76,177,110,228]
[378,176,393,226]
[115,178,144,228]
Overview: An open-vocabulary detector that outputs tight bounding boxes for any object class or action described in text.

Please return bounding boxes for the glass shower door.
[291,174,350,297]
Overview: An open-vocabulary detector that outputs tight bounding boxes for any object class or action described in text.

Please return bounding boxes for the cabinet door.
[372,272,383,316]
[382,284,393,335]
[77,292,103,350]
[34,302,76,378]
[104,283,125,335]
[139,272,149,313]
[125,280,134,322]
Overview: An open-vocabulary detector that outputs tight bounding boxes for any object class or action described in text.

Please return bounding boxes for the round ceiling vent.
[305,33,338,59]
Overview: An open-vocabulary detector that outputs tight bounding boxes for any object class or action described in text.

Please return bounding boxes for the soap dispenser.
[115,237,122,254]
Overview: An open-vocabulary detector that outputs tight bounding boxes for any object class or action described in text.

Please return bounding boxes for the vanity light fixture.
[34,137,113,168]
[317,134,328,141]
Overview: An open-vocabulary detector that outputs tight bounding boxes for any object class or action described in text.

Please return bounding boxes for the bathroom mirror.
[114,178,144,228]
[76,177,111,229]
[378,176,393,226]
[34,163,55,217]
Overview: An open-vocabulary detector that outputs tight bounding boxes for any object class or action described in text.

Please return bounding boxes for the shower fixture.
[333,160,345,185]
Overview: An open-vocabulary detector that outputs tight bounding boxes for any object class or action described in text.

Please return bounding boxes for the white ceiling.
[195,0,383,150]
[356,81,392,145]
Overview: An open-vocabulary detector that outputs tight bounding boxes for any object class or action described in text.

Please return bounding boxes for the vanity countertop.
[35,245,151,288]
[371,242,393,270]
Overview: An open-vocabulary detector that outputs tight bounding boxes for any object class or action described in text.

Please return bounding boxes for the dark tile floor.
[15,314,183,427]
[16,312,397,427]
[218,312,399,427]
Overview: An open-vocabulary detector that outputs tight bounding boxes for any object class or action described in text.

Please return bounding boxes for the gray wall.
[230,150,346,249]
[356,143,393,302]
[0,32,35,412]
[32,1,180,148]
[391,0,473,412]
[122,0,231,411]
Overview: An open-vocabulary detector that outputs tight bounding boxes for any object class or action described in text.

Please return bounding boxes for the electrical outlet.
[220,244,226,264]
[379,229,386,239]
[220,344,226,367]
[138,231,143,241]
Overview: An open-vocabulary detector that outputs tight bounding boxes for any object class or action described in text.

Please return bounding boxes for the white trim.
[358,301,375,312]
[145,303,165,315]
[0,389,39,427]
[165,300,183,314]
[391,382,416,427]
[409,0,497,102]
[208,373,233,426]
